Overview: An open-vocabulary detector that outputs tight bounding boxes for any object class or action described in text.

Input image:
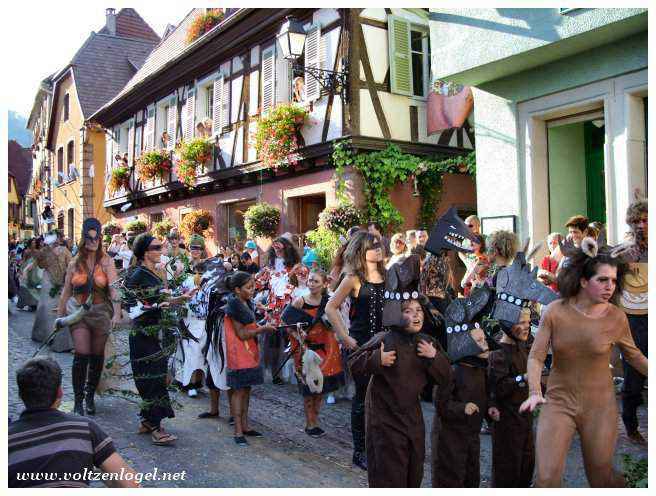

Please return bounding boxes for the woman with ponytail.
[125,233,191,446]
[223,271,276,446]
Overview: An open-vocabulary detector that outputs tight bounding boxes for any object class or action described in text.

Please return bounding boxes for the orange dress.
[289,302,344,396]
[223,317,264,389]
[529,301,648,487]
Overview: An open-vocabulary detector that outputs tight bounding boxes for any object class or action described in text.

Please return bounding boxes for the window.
[410,30,428,97]
[63,94,70,121]
[388,16,430,98]
[67,208,75,239]
[150,212,163,227]
[206,85,214,121]
[57,147,64,184]
[66,140,75,178]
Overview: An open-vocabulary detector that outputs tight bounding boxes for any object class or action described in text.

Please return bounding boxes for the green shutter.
[388,15,411,96]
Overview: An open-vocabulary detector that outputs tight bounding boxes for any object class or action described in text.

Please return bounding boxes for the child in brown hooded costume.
[487,308,535,487]
[349,288,451,488]
[432,287,492,488]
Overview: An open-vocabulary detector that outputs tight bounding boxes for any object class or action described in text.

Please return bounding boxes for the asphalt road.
[8,303,648,487]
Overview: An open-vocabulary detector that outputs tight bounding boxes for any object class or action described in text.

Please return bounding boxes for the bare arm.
[325,275,358,350]
[232,319,274,341]
[99,452,140,488]
[57,262,75,318]
[519,304,554,413]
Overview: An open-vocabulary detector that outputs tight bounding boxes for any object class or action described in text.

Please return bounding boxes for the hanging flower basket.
[108,166,131,195]
[175,138,213,188]
[152,218,175,239]
[318,203,362,234]
[102,222,122,237]
[180,209,213,241]
[125,219,147,235]
[186,8,225,44]
[136,149,172,183]
[244,203,280,239]
[254,103,309,170]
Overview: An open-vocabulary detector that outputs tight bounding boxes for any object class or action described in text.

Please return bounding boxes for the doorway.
[547,112,606,233]
[295,194,326,234]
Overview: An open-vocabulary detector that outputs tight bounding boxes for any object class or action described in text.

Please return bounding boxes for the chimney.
[105,8,117,35]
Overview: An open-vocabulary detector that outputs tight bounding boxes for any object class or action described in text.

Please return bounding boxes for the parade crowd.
[8,199,648,488]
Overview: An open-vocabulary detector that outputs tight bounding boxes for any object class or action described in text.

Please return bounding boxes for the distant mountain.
[8,111,32,148]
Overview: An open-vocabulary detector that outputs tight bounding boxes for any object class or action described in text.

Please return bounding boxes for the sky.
[6,2,193,118]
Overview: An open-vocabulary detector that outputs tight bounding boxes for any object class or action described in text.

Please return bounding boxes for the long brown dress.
[488,341,534,487]
[349,329,451,488]
[528,301,648,487]
[432,361,488,487]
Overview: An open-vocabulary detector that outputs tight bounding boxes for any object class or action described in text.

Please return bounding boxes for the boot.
[72,354,89,416]
[85,355,104,415]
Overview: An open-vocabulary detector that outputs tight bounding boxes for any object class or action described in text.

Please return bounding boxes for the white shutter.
[221,78,230,128]
[167,98,177,150]
[144,106,155,151]
[261,46,275,114]
[304,24,321,102]
[275,41,290,105]
[212,76,224,136]
[105,131,113,198]
[127,119,135,166]
[388,15,412,96]
[184,89,196,141]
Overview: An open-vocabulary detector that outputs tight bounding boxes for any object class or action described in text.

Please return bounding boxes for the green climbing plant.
[331,139,475,232]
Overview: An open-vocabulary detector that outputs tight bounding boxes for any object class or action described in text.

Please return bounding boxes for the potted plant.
[243,203,280,239]
[125,219,147,235]
[102,222,122,237]
[317,203,362,234]
[253,103,309,169]
[108,166,131,195]
[175,138,213,188]
[186,8,225,44]
[136,149,172,183]
[152,218,175,239]
[180,210,213,240]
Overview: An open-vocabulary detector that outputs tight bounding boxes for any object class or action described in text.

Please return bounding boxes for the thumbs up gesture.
[380,342,397,367]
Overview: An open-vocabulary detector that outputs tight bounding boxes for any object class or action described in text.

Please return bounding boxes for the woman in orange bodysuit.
[521,242,648,487]
[57,218,121,416]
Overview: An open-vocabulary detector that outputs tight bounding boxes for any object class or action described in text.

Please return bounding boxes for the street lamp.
[276,16,349,102]
[276,16,307,61]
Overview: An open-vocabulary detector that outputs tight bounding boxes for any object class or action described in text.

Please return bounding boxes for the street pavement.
[7,303,648,487]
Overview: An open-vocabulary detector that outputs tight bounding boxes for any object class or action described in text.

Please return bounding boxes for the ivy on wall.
[331,139,475,232]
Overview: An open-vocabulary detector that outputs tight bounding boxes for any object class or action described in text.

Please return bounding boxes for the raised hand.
[380,342,397,367]
[416,339,437,359]
[464,402,479,416]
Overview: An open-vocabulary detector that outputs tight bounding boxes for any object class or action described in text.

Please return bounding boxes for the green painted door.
[584,121,606,223]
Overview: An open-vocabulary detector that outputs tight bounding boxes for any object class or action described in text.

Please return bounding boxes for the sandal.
[151,428,177,446]
[138,421,157,434]
[198,412,219,419]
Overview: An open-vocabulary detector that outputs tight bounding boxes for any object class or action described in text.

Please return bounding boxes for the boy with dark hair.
[564,215,589,248]
[9,358,139,488]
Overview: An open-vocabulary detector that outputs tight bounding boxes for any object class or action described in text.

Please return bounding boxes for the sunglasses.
[85,235,100,242]
[369,242,382,250]
[395,239,405,244]
[467,224,474,228]
[147,244,163,252]
[190,245,203,251]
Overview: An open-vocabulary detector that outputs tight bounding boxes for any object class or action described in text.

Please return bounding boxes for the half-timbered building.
[91,8,476,250]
